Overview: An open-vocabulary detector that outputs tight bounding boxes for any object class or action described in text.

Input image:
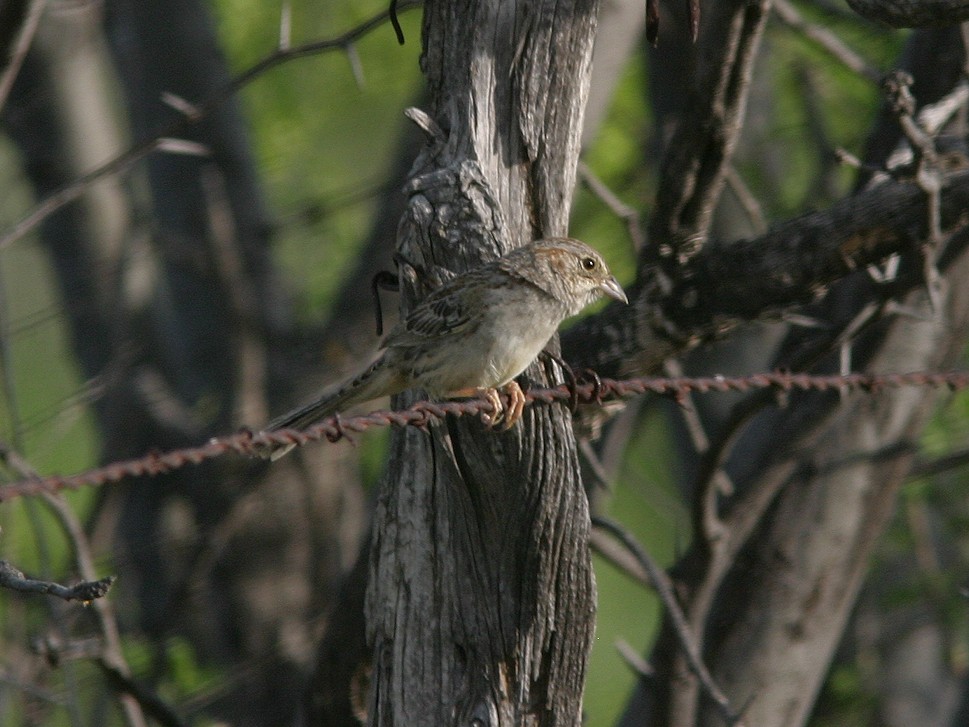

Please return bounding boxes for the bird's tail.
[258,361,400,460]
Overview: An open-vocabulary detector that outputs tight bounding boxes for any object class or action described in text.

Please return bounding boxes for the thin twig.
[590,526,649,586]
[773,0,881,83]
[615,639,654,679]
[201,167,269,428]
[98,662,189,727]
[883,70,947,312]
[578,439,615,491]
[723,166,767,235]
[592,515,743,726]
[663,360,737,514]
[0,0,422,252]
[577,161,645,249]
[0,0,47,113]
[345,41,366,89]
[880,81,969,177]
[389,0,407,45]
[0,561,113,602]
[279,0,292,51]
[911,446,969,478]
[0,443,151,727]
[39,493,146,727]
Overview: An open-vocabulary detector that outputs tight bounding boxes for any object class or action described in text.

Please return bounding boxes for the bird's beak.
[599,276,628,304]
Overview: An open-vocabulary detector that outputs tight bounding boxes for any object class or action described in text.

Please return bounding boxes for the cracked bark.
[364,1,600,725]
[613,10,969,727]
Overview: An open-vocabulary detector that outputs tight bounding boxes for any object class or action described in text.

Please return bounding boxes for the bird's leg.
[478,387,504,427]
[500,380,526,429]
[467,382,525,429]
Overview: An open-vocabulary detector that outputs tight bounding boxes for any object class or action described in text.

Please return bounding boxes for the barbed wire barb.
[1,369,967,502]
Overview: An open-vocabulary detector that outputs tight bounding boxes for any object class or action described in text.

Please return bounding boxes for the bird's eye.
[581,257,597,271]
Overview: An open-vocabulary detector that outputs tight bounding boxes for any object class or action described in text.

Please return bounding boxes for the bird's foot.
[500,380,525,429]
[478,388,502,426]
[477,381,525,429]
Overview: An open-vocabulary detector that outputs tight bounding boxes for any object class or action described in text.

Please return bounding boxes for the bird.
[259,237,627,459]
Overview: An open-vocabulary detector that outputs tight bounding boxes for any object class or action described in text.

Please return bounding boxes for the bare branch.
[592,515,743,726]
[723,166,767,235]
[0,0,422,251]
[97,662,189,727]
[0,0,46,112]
[911,445,969,477]
[0,442,147,726]
[847,0,969,27]
[279,0,292,51]
[577,161,645,249]
[648,0,771,260]
[615,639,654,679]
[564,169,969,377]
[0,560,114,602]
[774,0,882,83]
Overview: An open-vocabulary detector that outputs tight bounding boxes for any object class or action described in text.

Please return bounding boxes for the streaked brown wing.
[384,270,487,345]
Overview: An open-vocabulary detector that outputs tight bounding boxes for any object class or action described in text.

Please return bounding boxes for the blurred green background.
[4,3,965,726]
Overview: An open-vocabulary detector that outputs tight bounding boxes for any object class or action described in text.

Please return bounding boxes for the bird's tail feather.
[259,361,399,460]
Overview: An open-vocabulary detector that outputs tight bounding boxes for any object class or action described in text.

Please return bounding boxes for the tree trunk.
[365,1,600,724]
[617,12,969,727]
[5,2,365,723]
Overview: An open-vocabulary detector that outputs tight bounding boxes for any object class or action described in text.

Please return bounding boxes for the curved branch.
[563,169,969,377]
[0,0,45,111]
[648,0,771,259]
[0,0,422,251]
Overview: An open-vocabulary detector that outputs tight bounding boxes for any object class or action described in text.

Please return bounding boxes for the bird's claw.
[481,388,504,427]
[480,381,526,429]
[502,380,526,429]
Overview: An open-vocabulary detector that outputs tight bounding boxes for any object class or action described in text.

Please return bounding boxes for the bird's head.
[525,237,628,315]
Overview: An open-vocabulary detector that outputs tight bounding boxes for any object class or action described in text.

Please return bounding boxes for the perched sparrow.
[261,237,626,459]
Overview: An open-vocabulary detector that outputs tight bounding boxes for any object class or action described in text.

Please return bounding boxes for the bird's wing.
[386,272,486,345]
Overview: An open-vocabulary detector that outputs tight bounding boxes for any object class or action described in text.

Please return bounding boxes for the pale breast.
[467,288,565,388]
[389,282,566,396]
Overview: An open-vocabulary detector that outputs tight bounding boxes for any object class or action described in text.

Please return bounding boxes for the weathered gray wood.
[705,267,969,725]
[365,1,601,725]
[615,17,969,727]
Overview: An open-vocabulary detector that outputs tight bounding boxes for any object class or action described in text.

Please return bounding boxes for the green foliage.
[586,405,686,726]
[214,0,423,319]
[571,55,650,279]
[0,1,964,725]
[740,11,903,218]
[812,662,878,727]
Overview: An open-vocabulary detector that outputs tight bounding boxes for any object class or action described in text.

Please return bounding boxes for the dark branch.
[648,0,771,260]
[774,0,881,82]
[847,0,969,27]
[563,169,969,377]
[0,0,422,251]
[99,662,189,727]
[592,516,741,726]
[0,560,115,602]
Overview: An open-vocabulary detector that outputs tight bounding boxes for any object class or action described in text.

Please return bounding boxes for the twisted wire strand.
[1,369,967,501]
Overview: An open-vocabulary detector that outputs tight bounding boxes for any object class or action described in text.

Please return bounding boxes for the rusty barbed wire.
[1,369,968,502]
